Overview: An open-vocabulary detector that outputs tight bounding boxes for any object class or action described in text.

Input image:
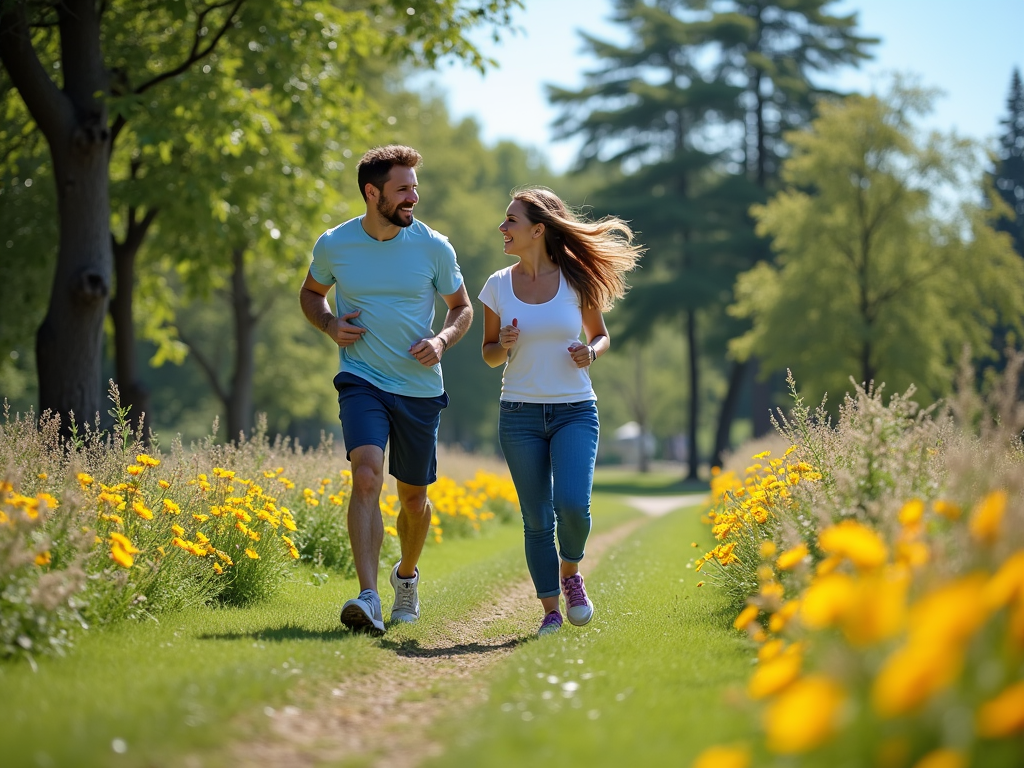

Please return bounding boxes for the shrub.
[692,359,1024,767]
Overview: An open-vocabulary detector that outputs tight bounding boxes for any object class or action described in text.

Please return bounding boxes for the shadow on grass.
[199,623,350,643]
[381,636,526,659]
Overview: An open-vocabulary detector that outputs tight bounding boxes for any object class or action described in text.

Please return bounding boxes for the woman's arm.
[481,304,518,368]
[568,305,610,369]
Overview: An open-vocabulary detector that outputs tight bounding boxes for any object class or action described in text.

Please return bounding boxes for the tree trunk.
[110,207,158,431]
[712,359,748,468]
[227,247,254,440]
[685,308,699,480]
[1,1,112,428]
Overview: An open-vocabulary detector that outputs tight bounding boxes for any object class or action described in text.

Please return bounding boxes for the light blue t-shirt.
[310,216,463,398]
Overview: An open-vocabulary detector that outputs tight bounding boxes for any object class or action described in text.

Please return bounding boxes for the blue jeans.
[498,400,600,598]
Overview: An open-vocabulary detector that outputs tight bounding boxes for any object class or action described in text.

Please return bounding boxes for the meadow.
[3,362,1024,768]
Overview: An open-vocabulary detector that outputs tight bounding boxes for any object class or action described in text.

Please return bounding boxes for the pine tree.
[991,69,1024,259]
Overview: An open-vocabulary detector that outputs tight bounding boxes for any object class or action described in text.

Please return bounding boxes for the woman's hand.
[568,341,595,369]
[500,317,520,350]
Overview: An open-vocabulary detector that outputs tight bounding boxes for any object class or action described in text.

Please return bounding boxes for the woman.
[479,187,643,636]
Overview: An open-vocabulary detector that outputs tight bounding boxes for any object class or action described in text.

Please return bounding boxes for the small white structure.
[612,421,657,467]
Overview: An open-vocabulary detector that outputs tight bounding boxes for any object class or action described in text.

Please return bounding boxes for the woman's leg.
[498,403,560,602]
[550,401,600,568]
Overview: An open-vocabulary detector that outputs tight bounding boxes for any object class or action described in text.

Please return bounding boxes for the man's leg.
[348,444,386,592]
[394,481,431,579]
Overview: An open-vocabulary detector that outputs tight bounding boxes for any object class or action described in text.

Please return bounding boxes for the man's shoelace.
[394,581,417,612]
[562,576,587,607]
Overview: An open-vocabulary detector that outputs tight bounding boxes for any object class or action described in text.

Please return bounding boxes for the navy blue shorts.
[334,372,449,487]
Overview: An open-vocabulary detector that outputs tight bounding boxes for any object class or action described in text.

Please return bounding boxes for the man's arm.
[299,270,366,348]
[409,283,474,366]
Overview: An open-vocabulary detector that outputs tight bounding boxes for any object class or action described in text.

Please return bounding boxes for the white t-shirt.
[478,265,597,404]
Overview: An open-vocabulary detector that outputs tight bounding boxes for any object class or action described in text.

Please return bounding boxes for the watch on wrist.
[438,336,448,351]
[587,345,596,362]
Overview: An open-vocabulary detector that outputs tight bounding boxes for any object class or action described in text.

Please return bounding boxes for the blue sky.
[415,0,1024,172]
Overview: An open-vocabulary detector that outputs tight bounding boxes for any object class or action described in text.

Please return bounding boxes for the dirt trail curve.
[221,515,651,768]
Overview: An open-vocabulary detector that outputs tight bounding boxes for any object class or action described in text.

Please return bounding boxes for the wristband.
[438,336,448,351]
[587,345,596,362]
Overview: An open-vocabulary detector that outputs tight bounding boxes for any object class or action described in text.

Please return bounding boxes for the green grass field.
[0,481,758,768]
[426,497,753,768]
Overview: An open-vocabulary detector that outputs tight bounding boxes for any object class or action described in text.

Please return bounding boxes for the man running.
[300,145,473,635]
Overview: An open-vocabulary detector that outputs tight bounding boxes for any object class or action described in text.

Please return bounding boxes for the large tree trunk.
[685,308,699,480]
[110,206,158,431]
[227,247,254,440]
[1,1,112,427]
[712,359,748,468]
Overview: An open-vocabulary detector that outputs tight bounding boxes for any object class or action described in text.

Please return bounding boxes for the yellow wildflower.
[171,524,185,537]
[932,499,961,520]
[162,499,181,515]
[764,676,844,754]
[984,550,1024,609]
[384,525,398,537]
[976,681,1024,738]
[911,750,967,768]
[245,548,259,559]
[768,600,801,634]
[126,465,144,476]
[749,644,802,699]
[213,562,224,575]
[77,472,94,488]
[801,573,856,629]
[193,513,209,522]
[132,501,153,520]
[690,745,750,768]
[110,543,134,568]
[872,641,963,717]
[733,605,759,631]
[897,499,925,527]
[818,520,888,569]
[969,490,1008,545]
[136,454,160,468]
[158,479,171,489]
[776,543,809,571]
[34,550,52,566]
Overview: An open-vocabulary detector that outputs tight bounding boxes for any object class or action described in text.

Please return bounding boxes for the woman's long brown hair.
[512,187,644,311]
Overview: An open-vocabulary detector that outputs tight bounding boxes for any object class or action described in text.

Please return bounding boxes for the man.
[300,145,473,635]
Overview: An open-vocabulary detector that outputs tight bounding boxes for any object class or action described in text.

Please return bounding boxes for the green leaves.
[732,83,1024,408]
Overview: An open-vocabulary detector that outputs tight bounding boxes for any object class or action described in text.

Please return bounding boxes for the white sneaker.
[561,573,594,626]
[389,562,421,623]
[340,589,385,635]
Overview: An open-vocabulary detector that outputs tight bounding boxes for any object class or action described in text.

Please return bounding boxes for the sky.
[414,0,1024,173]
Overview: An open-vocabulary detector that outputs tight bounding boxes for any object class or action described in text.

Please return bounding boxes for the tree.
[549,0,750,479]
[990,68,1024,259]
[0,0,521,428]
[730,84,1024,408]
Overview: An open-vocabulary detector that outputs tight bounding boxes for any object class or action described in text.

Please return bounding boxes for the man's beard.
[377,196,414,228]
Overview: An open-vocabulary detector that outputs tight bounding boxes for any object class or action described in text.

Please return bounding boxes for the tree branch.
[0,2,72,143]
[110,0,245,145]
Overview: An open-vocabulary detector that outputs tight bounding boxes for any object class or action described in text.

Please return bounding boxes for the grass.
[592,466,709,496]
[0,523,524,768]
[3,481,743,768]
[0,497,642,768]
[425,500,756,768]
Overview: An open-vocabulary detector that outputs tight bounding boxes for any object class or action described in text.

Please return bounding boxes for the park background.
[4,0,1022,478]
[4,3,1024,768]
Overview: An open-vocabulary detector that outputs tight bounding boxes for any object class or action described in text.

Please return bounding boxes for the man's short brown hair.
[356,145,422,201]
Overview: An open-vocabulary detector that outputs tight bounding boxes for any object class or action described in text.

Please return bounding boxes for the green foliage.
[731,82,1024,408]
[989,68,1024,260]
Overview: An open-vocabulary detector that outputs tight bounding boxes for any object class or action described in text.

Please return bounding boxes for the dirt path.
[222,516,649,768]
[624,493,707,517]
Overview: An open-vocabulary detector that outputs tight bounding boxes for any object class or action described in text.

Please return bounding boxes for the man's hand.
[329,310,366,348]
[409,336,444,367]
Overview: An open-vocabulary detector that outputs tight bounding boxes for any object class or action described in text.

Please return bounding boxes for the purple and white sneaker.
[561,573,594,626]
[538,610,563,636]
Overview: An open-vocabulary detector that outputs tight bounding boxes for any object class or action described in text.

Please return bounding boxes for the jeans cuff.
[537,588,561,599]
[559,551,585,564]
